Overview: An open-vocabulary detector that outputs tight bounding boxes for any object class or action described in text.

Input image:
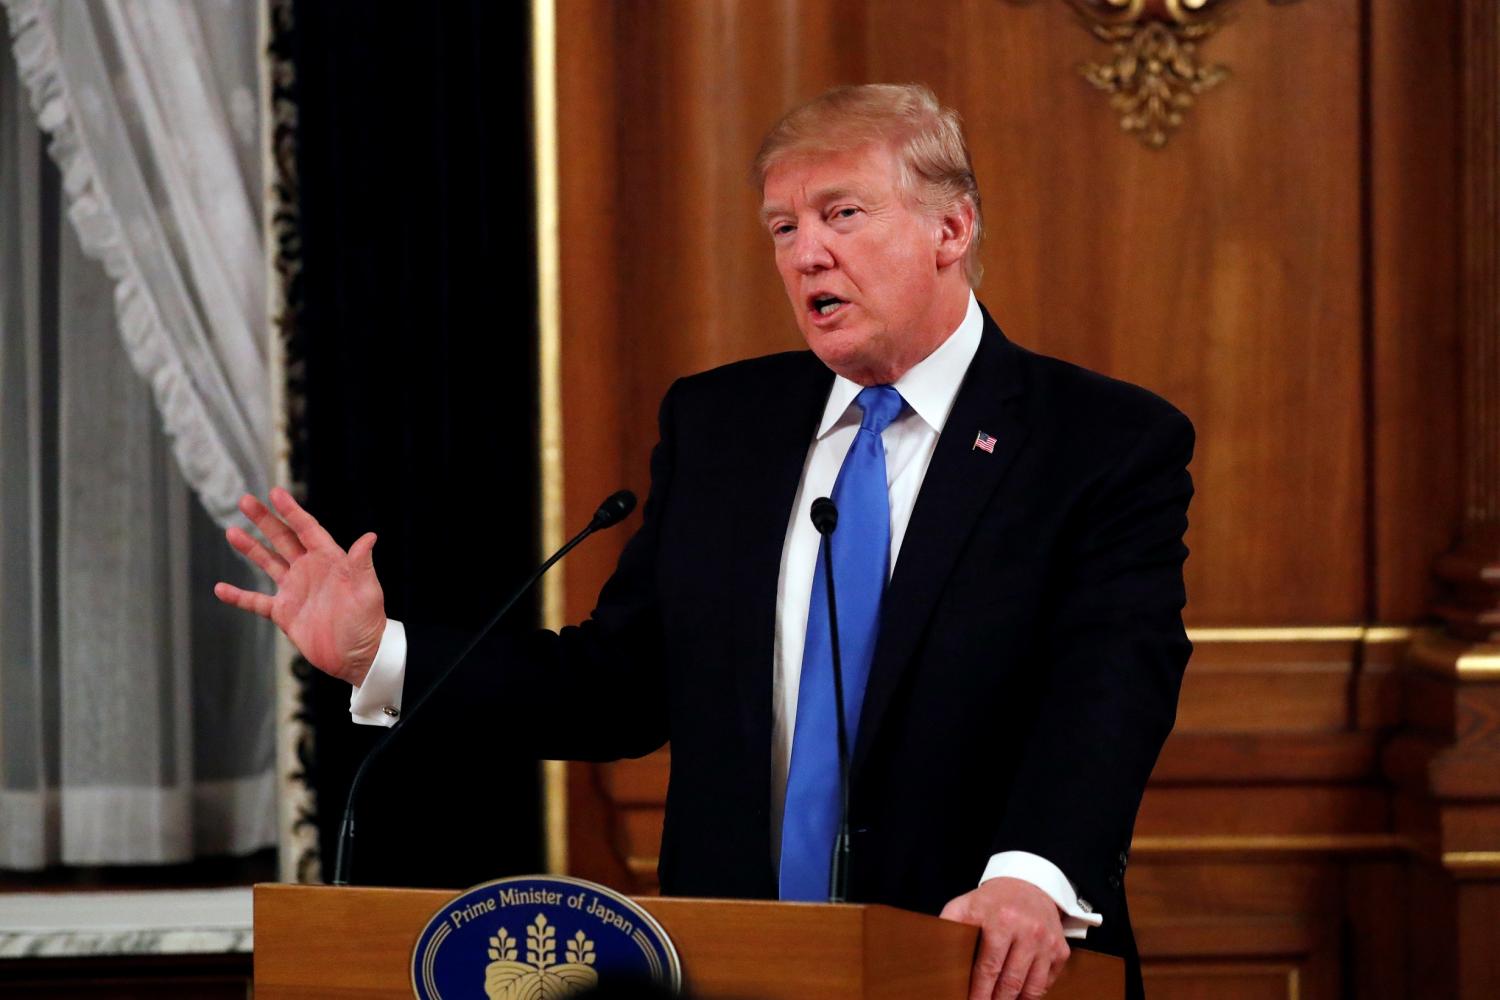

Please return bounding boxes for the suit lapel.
[852,313,1031,778]
[729,353,833,771]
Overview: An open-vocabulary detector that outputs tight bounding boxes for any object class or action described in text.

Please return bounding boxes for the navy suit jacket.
[407,306,1194,998]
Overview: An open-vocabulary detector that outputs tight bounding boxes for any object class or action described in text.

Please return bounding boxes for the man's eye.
[772,223,795,237]
[832,207,860,220]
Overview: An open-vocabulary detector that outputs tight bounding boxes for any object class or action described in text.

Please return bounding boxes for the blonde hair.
[752,83,984,286]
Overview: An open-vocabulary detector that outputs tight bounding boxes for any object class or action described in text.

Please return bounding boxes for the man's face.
[760,143,954,385]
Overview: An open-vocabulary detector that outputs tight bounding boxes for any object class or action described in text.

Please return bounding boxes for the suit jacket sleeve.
[399,382,685,762]
[990,405,1194,904]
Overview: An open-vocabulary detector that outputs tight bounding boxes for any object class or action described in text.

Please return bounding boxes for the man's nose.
[789,224,835,272]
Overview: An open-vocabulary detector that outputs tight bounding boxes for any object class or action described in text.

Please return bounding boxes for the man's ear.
[934,201,975,270]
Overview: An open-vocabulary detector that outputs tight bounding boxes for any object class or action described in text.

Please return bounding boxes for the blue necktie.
[779,385,905,900]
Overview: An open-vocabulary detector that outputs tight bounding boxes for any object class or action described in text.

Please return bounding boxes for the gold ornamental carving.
[1006,0,1305,149]
[1073,1,1228,150]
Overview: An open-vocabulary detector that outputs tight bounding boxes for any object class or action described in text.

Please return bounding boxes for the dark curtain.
[288,0,542,886]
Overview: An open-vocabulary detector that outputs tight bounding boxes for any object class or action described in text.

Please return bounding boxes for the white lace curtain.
[0,0,276,867]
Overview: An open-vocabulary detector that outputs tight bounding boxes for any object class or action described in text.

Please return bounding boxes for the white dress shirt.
[351,292,1100,938]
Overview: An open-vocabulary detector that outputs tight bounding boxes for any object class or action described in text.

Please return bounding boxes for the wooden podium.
[254,884,1122,999]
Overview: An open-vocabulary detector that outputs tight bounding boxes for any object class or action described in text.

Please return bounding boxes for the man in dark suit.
[217,84,1192,1000]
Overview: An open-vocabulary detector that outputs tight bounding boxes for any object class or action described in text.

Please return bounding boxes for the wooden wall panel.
[555,0,631,890]
[563,0,1378,628]
[1130,858,1343,987]
[861,0,1369,625]
[556,0,628,629]
[1370,0,1463,622]
[1172,639,1364,732]
[1140,964,1307,1000]
[558,0,870,614]
[550,1,1469,996]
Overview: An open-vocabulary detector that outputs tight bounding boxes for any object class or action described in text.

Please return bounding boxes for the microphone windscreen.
[810,496,838,534]
[591,490,637,529]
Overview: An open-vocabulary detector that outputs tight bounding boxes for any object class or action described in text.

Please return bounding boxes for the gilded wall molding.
[1129,834,1414,858]
[1005,0,1305,149]
[531,0,569,876]
[1185,625,1417,645]
[1442,851,1500,874]
[265,0,321,885]
[1408,632,1500,680]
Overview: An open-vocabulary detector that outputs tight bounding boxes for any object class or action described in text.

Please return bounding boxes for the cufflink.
[1077,898,1093,914]
[382,705,400,718]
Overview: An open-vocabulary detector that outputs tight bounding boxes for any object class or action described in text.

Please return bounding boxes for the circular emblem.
[411,875,681,999]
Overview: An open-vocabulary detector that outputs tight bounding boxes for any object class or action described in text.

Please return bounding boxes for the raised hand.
[213,487,387,686]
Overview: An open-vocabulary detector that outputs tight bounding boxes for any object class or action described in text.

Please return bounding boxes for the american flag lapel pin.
[973,430,997,454]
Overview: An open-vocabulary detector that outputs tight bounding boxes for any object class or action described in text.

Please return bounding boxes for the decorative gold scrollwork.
[1074,2,1228,149]
[1004,0,1304,149]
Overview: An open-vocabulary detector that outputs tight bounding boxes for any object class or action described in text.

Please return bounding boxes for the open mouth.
[808,294,848,318]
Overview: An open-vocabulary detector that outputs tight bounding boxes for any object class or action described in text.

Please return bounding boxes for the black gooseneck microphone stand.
[331,490,637,886]
[809,496,853,903]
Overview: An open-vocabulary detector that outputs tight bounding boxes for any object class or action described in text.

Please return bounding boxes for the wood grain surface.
[252,884,1124,999]
[546,1,1477,997]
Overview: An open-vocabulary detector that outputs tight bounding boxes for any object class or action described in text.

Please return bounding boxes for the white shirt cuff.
[980,851,1103,940]
[349,619,407,727]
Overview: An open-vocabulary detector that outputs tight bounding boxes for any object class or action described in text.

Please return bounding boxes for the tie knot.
[854,385,904,435]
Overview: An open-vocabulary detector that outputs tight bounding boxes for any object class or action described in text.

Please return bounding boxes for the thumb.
[348,531,378,569]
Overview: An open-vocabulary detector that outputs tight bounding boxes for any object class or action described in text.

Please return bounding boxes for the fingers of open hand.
[239,494,306,561]
[269,487,339,554]
[213,582,273,619]
[226,525,289,582]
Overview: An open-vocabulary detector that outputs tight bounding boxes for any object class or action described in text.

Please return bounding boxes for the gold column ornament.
[1006,0,1304,149]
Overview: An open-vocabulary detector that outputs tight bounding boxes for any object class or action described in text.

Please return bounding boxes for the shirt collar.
[815,291,984,438]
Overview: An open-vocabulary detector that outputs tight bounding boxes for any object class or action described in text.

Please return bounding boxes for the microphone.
[331,489,638,886]
[810,496,853,903]
[589,490,637,530]
[810,496,838,534]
